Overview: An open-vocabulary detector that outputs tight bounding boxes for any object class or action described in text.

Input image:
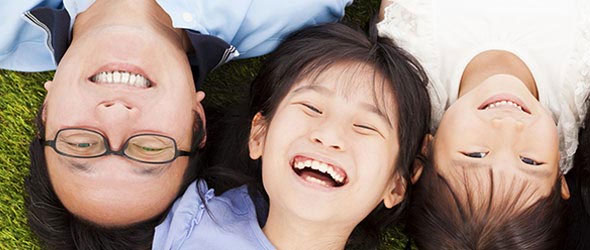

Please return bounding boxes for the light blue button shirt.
[153,180,274,250]
[0,0,352,72]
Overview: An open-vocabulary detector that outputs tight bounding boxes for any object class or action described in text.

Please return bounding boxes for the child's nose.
[309,123,345,151]
[491,116,525,132]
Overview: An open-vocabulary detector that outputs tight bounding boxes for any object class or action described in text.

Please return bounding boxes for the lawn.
[0,1,410,249]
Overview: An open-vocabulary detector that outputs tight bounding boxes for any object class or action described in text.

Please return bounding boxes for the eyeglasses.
[44,128,192,164]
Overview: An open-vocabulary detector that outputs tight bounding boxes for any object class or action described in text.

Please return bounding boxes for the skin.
[249,62,406,250]
[42,0,205,226]
[432,50,570,209]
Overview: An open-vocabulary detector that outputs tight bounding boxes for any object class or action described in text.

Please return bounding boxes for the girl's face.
[433,74,568,206]
[249,63,405,227]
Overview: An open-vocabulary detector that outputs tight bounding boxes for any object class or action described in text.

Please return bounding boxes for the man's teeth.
[485,100,523,111]
[294,159,345,184]
[91,71,151,88]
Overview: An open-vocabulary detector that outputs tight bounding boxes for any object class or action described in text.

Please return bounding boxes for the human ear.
[561,175,570,200]
[411,134,433,184]
[193,91,207,147]
[44,81,52,91]
[383,173,407,209]
[248,112,267,160]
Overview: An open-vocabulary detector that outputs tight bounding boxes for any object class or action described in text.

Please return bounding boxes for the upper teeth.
[91,71,151,88]
[485,100,523,111]
[294,159,345,184]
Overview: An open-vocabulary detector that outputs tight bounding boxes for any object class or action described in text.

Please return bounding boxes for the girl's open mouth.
[290,155,348,188]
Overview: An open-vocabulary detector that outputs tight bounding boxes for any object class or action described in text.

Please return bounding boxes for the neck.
[72,0,190,51]
[263,204,352,250]
[458,50,538,98]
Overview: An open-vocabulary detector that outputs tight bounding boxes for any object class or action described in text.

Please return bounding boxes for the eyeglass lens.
[55,129,177,162]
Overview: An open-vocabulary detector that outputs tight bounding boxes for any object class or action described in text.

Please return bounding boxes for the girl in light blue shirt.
[154,22,431,250]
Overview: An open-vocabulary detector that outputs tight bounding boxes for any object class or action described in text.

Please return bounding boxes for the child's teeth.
[319,163,328,173]
[311,161,320,171]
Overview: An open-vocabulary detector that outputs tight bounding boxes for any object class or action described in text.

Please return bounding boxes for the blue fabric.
[153,180,274,250]
[0,0,352,72]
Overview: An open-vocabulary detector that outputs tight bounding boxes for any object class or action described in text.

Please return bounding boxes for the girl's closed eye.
[298,103,323,115]
[353,123,384,137]
[520,156,543,166]
[462,152,488,158]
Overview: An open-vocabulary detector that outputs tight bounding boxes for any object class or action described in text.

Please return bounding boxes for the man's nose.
[95,101,138,149]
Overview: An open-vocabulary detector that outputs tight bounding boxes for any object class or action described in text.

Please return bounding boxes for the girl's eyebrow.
[293,85,392,127]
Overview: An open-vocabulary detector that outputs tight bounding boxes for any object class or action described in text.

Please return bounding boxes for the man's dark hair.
[203,21,431,249]
[24,109,205,250]
[407,155,567,250]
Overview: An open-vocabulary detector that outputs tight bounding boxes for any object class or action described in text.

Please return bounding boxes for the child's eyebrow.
[451,159,553,178]
[293,85,392,127]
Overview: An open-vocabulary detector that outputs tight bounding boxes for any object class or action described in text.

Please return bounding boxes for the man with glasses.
[1,0,351,248]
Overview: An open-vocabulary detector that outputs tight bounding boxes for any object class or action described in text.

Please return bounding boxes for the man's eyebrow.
[132,163,171,176]
[61,157,170,176]
[62,157,93,173]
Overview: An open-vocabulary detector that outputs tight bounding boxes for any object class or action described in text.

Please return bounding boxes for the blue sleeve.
[0,0,61,71]
[156,0,353,59]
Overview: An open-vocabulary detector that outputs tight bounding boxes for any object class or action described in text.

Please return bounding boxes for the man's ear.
[383,173,407,209]
[44,81,52,91]
[561,175,570,200]
[411,134,433,184]
[193,91,207,148]
[248,112,267,160]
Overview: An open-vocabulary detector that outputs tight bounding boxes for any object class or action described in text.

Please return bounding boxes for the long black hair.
[202,21,431,249]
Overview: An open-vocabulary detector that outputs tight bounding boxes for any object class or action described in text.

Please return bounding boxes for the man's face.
[43,25,204,226]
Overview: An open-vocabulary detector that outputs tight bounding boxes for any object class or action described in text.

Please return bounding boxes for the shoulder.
[153,181,273,250]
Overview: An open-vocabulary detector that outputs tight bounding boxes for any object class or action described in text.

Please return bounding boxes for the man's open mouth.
[89,70,152,88]
[291,156,348,188]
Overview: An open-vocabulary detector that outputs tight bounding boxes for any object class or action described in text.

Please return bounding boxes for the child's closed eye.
[462,152,488,158]
[353,124,383,137]
[299,103,323,115]
[520,156,544,166]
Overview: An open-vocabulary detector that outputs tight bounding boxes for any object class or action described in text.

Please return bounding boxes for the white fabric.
[377,0,590,173]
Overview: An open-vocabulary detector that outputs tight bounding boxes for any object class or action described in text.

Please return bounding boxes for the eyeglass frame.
[43,128,193,164]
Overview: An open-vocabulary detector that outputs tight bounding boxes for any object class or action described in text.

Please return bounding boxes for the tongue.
[298,169,337,187]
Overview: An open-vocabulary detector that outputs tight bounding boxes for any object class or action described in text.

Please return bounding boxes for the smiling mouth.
[90,70,152,88]
[478,94,531,114]
[291,156,348,188]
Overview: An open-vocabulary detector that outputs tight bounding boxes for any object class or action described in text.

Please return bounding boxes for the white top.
[377,0,590,173]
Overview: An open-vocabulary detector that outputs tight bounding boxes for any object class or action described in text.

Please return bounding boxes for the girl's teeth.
[485,100,524,111]
[293,158,346,185]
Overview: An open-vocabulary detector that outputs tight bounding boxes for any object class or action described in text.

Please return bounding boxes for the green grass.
[0,1,413,249]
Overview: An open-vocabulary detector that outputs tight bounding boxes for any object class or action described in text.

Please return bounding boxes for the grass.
[0,0,412,249]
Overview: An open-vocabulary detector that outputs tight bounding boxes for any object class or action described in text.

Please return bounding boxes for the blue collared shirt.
[153,180,273,250]
[0,0,352,73]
